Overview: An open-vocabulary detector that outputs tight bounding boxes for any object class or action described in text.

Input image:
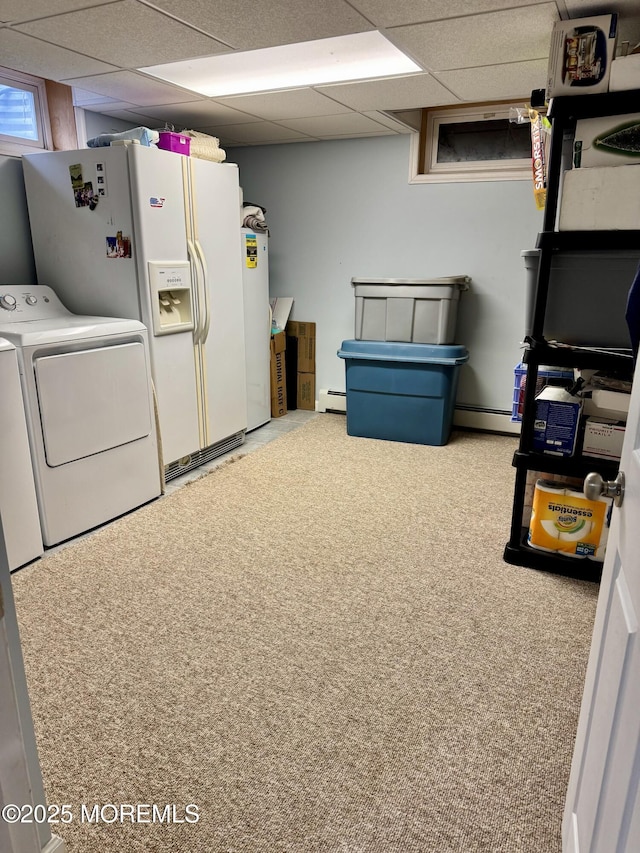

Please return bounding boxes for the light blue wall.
[229,134,544,413]
[83,111,139,140]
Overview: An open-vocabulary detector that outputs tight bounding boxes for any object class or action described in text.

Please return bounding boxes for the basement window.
[0,68,51,156]
[409,102,532,184]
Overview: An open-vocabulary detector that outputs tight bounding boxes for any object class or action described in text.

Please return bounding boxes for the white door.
[563,361,640,852]
[0,520,65,853]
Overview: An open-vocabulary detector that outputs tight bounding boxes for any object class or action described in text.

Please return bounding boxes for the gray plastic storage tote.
[351,277,470,344]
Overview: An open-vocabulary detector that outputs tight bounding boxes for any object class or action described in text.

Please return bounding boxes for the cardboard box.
[270,332,287,418]
[583,388,631,422]
[285,335,298,409]
[582,416,626,460]
[559,164,640,230]
[285,321,316,374]
[546,14,618,98]
[297,373,316,411]
[610,53,640,92]
[574,113,640,168]
[270,297,293,331]
[533,386,582,456]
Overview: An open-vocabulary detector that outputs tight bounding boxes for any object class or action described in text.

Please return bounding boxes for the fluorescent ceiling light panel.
[140,31,422,97]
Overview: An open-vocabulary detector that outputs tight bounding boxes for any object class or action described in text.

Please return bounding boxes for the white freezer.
[23,145,247,479]
[241,228,271,431]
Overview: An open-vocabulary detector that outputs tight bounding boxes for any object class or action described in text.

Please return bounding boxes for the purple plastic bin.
[158,132,190,155]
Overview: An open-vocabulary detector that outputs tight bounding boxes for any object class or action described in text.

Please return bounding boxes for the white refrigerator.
[241,228,271,431]
[23,145,247,480]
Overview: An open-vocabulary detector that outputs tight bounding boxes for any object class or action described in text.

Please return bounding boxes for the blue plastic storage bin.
[337,340,469,446]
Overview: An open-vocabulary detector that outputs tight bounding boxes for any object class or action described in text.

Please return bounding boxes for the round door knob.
[584,471,625,508]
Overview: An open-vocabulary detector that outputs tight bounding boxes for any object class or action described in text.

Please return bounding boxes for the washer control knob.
[25,295,37,306]
[0,294,17,311]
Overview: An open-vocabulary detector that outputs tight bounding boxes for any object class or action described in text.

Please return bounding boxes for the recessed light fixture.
[139,31,422,98]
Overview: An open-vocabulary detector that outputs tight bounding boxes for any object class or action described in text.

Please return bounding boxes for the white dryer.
[0,285,162,547]
[0,337,43,569]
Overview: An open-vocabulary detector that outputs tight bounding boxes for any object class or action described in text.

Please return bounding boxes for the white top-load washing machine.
[0,285,162,547]
[0,337,43,569]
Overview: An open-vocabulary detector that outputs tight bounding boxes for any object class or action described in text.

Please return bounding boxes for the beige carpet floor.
[12,414,598,853]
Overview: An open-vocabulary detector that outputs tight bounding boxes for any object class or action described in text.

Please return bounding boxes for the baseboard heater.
[317,389,346,413]
[317,390,519,435]
[454,404,520,436]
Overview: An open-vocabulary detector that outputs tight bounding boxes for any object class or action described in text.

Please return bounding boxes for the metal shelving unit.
[503,90,640,581]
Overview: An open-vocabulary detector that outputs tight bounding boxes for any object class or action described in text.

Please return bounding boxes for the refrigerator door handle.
[187,238,203,344]
[195,239,211,344]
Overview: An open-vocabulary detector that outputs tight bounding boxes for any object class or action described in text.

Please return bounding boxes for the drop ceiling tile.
[147,0,373,50]
[316,73,458,111]
[95,108,165,127]
[437,59,548,102]
[208,122,311,144]
[216,88,354,121]
[14,0,230,68]
[62,71,201,105]
[318,130,396,140]
[388,3,558,72]
[277,112,391,136]
[349,0,555,28]
[0,0,110,24]
[211,132,242,147]
[0,29,117,80]
[362,110,416,133]
[136,100,261,128]
[72,89,133,108]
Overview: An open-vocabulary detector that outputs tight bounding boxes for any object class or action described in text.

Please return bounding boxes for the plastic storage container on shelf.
[337,340,469,446]
[521,247,640,346]
[511,362,574,422]
[158,131,191,155]
[351,276,470,344]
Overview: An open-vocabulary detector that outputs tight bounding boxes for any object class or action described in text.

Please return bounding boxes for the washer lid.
[0,336,14,352]
[0,315,146,347]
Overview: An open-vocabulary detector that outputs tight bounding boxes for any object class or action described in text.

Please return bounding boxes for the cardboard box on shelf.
[297,373,316,411]
[559,164,640,230]
[610,53,640,92]
[546,14,618,98]
[270,331,287,418]
[583,388,631,421]
[574,113,640,168]
[582,417,626,460]
[533,386,582,456]
[285,321,316,374]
